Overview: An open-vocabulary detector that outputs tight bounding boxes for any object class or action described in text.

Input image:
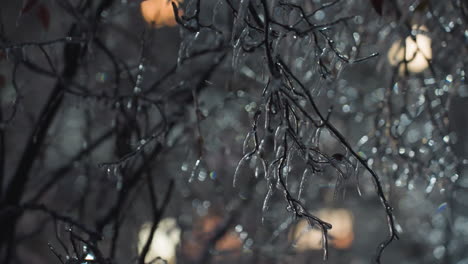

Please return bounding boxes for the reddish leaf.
[36,4,50,30]
[370,0,383,15]
[0,50,5,61]
[21,0,40,14]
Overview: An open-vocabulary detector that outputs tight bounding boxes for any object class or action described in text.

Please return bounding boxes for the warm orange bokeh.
[291,208,354,251]
[140,0,183,28]
[183,214,242,261]
[387,25,432,74]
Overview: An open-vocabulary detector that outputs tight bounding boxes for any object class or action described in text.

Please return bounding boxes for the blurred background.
[0,0,467,263]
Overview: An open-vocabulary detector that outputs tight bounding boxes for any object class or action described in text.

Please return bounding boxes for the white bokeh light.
[138,218,181,264]
[388,25,432,74]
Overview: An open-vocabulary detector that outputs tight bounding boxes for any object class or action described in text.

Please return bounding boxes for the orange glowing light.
[182,214,242,261]
[291,208,354,251]
[140,0,182,28]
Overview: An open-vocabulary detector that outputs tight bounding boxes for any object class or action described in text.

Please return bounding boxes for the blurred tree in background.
[0,0,467,263]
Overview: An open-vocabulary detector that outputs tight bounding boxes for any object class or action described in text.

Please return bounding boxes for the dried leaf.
[21,0,40,14]
[370,0,383,16]
[36,4,50,30]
